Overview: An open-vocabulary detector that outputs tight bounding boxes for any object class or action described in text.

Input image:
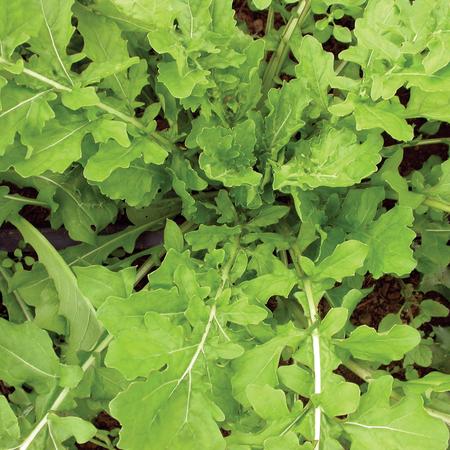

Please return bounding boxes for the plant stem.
[288,238,321,450]
[261,0,311,96]
[265,5,274,35]
[304,278,322,449]
[403,137,450,148]
[384,137,450,150]
[3,194,49,207]
[134,246,163,286]
[423,198,450,213]
[19,333,113,450]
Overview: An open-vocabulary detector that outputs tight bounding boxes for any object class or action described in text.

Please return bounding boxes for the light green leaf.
[264,78,311,156]
[274,126,382,190]
[28,0,77,86]
[232,331,303,406]
[0,395,19,448]
[197,120,261,187]
[353,100,414,142]
[11,216,102,353]
[253,0,271,10]
[0,319,60,393]
[407,88,450,122]
[336,325,421,364]
[61,87,100,110]
[294,35,335,111]
[246,384,289,420]
[15,117,90,177]
[110,370,226,450]
[84,140,143,182]
[47,414,97,447]
[158,61,209,99]
[319,378,360,417]
[2,169,118,244]
[74,2,139,85]
[313,241,368,282]
[105,312,184,379]
[93,159,169,207]
[0,83,56,155]
[0,0,42,57]
[345,376,449,450]
[164,219,184,252]
[357,206,416,278]
[75,266,135,308]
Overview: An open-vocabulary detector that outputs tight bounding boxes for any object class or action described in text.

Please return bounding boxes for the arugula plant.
[0,0,449,449]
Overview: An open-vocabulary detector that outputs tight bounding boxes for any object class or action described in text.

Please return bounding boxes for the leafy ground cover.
[0,0,449,449]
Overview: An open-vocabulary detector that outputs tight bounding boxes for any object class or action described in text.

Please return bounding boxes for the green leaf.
[407,88,450,122]
[253,0,271,10]
[61,87,99,110]
[93,159,169,207]
[336,325,421,364]
[84,140,143,182]
[294,35,335,111]
[197,120,261,187]
[14,116,90,177]
[345,376,449,450]
[158,61,209,99]
[318,378,360,417]
[246,384,289,420]
[247,205,290,228]
[110,370,226,450]
[0,319,60,393]
[0,83,56,155]
[353,99,414,142]
[164,219,184,252]
[74,3,140,85]
[0,395,19,448]
[264,79,311,156]
[75,266,135,308]
[28,0,77,86]
[0,0,42,57]
[357,206,416,279]
[274,126,382,190]
[2,168,118,244]
[232,331,303,406]
[105,312,184,379]
[312,241,368,282]
[11,216,102,353]
[47,414,97,447]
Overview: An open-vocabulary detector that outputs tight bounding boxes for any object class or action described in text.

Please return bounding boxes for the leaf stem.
[402,137,450,148]
[0,57,173,150]
[423,198,450,213]
[384,137,450,151]
[261,0,311,96]
[288,237,321,450]
[265,5,275,35]
[2,194,49,207]
[18,333,113,450]
[303,277,322,449]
